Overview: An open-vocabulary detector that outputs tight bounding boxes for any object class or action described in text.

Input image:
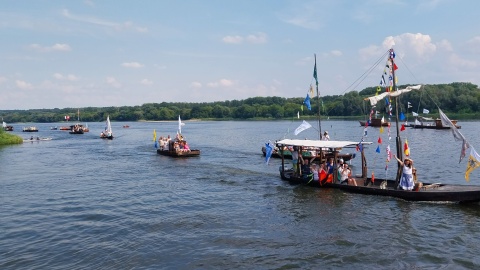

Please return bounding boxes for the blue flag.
[376,146,381,153]
[304,94,311,110]
[265,142,273,165]
[399,112,405,121]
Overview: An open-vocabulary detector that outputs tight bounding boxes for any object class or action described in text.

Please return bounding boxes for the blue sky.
[1,0,479,110]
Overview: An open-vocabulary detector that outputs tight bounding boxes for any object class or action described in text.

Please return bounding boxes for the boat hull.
[157,149,200,157]
[280,170,480,203]
[359,119,390,127]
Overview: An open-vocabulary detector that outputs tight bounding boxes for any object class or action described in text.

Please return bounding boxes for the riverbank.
[0,129,23,145]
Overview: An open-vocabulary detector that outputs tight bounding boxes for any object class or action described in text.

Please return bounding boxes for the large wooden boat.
[277,49,480,203]
[155,115,200,158]
[359,118,390,127]
[409,117,461,129]
[69,124,85,134]
[22,126,39,132]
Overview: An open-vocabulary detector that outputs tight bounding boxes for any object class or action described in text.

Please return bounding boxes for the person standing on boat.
[393,154,415,191]
[322,131,330,141]
[291,146,299,176]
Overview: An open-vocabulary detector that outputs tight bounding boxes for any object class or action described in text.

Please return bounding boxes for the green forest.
[1,82,479,123]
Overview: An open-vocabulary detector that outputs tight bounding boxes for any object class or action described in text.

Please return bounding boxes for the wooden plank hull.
[280,170,480,203]
[157,149,200,157]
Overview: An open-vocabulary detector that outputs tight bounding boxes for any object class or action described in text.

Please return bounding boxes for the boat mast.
[391,48,403,183]
[314,54,322,139]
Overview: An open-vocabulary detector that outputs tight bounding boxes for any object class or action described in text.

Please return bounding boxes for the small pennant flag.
[304,94,311,110]
[404,139,410,156]
[294,120,312,135]
[400,124,406,131]
[377,137,382,144]
[399,112,405,121]
[412,111,419,117]
[465,148,480,181]
[423,108,430,114]
[408,102,412,108]
[393,63,398,70]
[376,146,381,153]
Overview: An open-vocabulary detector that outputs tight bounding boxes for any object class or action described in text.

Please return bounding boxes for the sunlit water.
[1,120,480,269]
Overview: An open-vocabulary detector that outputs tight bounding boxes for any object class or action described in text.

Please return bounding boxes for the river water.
[1,120,480,269]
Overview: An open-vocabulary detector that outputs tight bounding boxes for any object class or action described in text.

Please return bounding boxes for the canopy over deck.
[276,139,372,149]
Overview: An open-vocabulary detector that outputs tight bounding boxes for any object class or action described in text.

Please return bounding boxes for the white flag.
[297,111,300,119]
[294,120,312,135]
[412,112,418,117]
[423,108,429,114]
[408,102,412,108]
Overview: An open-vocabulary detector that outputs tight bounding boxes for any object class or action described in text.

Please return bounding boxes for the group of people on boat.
[158,134,191,152]
[290,146,357,186]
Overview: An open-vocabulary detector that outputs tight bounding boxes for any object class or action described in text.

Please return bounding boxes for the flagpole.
[391,49,403,185]
[314,54,322,140]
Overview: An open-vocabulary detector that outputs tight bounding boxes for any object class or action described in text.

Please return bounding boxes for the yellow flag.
[465,148,480,181]
[153,129,157,142]
[309,85,314,97]
[379,126,384,133]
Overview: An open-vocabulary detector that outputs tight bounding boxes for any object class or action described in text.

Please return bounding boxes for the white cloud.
[246,32,267,44]
[29,43,71,52]
[0,76,7,83]
[437,39,453,52]
[16,80,33,90]
[207,79,234,88]
[140,79,153,85]
[106,77,122,88]
[190,82,202,88]
[222,32,267,44]
[61,9,147,33]
[222,35,243,44]
[53,73,79,81]
[466,36,480,53]
[121,62,144,68]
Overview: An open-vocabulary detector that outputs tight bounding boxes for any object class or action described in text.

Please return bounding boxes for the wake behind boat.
[277,49,480,203]
[23,137,52,142]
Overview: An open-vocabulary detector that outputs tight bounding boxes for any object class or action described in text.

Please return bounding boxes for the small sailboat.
[100,115,114,140]
[69,109,86,134]
[2,119,13,131]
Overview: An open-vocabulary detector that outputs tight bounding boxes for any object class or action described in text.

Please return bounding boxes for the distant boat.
[22,126,39,132]
[409,117,461,129]
[123,125,130,128]
[156,115,200,157]
[59,126,70,131]
[359,117,390,127]
[2,120,13,131]
[50,126,58,130]
[70,108,89,133]
[100,115,114,140]
[69,124,85,134]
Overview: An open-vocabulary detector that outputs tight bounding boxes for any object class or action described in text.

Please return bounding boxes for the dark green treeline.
[1,82,479,123]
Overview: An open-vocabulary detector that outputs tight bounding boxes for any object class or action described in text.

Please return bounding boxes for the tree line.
[1,82,479,123]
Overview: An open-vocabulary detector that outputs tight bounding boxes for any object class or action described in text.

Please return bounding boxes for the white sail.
[106,116,112,134]
[365,85,422,106]
[2,121,6,128]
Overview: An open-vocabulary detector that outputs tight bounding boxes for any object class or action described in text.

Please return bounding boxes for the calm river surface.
[2,120,480,269]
